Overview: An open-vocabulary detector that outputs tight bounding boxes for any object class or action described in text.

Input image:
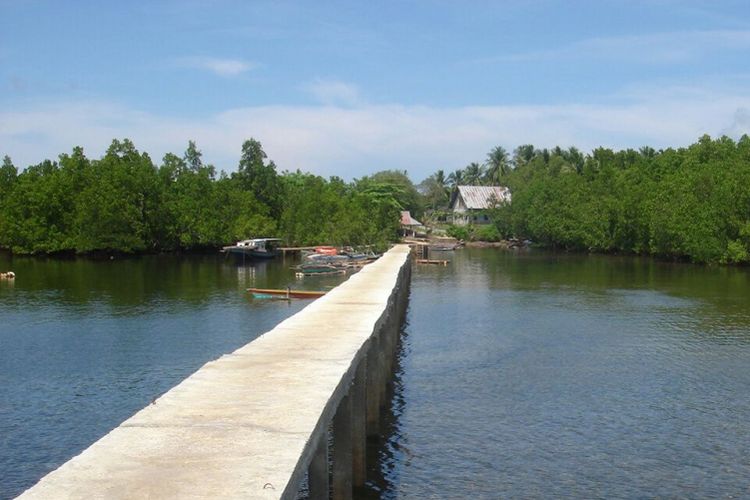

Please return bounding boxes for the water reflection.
[378,248,750,498]
[0,252,348,500]
[361,319,411,499]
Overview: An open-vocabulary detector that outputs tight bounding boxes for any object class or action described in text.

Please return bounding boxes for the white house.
[449,185,511,225]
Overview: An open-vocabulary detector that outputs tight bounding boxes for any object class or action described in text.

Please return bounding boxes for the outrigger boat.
[295,263,348,276]
[294,247,381,276]
[247,287,326,299]
[222,238,282,259]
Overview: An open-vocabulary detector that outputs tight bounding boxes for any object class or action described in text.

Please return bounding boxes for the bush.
[446,224,471,241]
[475,224,502,242]
[723,240,749,264]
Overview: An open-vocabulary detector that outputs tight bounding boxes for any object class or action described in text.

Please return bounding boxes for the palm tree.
[434,169,446,188]
[432,169,450,197]
[639,146,656,159]
[463,162,483,185]
[484,146,509,185]
[447,168,464,188]
[566,146,584,173]
[512,144,535,168]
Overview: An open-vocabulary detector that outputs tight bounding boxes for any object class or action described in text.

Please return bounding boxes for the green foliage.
[485,146,510,184]
[423,134,750,265]
[73,140,162,252]
[462,162,484,185]
[724,240,749,264]
[277,171,400,247]
[234,139,283,218]
[0,138,402,254]
[417,170,450,210]
[445,223,501,242]
[0,155,17,193]
[491,134,750,264]
[446,224,471,241]
[356,170,422,217]
[7,134,749,264]
[486,204,513,239]
[475,224,502,242]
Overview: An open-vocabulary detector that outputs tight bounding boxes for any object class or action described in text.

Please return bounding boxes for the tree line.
[4,134,749,264]
[423,135,750,264]
[0,139,408,254]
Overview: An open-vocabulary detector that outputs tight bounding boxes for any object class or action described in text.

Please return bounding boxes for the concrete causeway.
[19,244,412,499]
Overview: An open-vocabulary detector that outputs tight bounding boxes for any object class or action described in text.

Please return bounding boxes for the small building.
[449,185,511,225]
[400,210,422,237]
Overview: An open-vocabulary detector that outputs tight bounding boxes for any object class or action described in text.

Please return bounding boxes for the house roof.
[400,210,422,226]
[450,185,511,210]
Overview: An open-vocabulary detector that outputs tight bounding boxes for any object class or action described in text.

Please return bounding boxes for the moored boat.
[295,263,347,276]
[222,238,282,259]
[293,246,381,276]
[247,287,326,299]
[314,246,338,256]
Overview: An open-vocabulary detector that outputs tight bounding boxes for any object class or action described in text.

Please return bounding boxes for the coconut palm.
[484,146,509,185]
[434,169,447,188]
[447,168,464,188]
[512,144,535,168]
[463,162,483,185]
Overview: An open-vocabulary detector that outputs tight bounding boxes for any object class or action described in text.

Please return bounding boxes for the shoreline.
[405,235,749,267]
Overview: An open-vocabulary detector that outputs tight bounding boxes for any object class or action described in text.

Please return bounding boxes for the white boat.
[221,238,282,259]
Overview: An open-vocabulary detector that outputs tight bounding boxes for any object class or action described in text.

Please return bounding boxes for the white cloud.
[2,84,750,181]
[175,56,256,77]
[488,30,750,65]
[303,79,362,106]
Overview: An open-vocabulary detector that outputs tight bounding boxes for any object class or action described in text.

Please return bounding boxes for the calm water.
[0,252,346,499]
[372,249,750,498]
[2,250,750,499]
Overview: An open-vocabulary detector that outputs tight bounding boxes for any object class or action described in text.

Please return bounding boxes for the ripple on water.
[367,250,750,498]
[0,254,338,499]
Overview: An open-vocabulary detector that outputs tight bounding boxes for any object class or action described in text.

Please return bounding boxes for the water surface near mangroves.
[371,248,750,498]
[2,250,750,499]
[0,252,347,499]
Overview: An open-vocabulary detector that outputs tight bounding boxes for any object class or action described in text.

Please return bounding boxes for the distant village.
[400,184,522,250]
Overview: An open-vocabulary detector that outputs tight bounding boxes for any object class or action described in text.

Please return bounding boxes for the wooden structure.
[400,211,422,237]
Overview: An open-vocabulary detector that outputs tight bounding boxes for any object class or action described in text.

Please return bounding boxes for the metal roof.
[400,210,422,226]
[451,186,511,210]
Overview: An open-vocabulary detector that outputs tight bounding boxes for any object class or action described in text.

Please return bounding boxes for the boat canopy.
[236,238,283,247]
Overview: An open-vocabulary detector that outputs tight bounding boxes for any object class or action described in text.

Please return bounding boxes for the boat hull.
[247,288,326,299]
[224,248,279,259]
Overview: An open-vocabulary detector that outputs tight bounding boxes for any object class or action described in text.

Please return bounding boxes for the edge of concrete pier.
[18,244,412,500]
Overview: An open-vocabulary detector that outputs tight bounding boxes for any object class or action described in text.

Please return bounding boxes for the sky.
[1,0,750,180]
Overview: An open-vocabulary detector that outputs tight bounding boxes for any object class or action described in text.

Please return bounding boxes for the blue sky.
[2,0,750,179]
